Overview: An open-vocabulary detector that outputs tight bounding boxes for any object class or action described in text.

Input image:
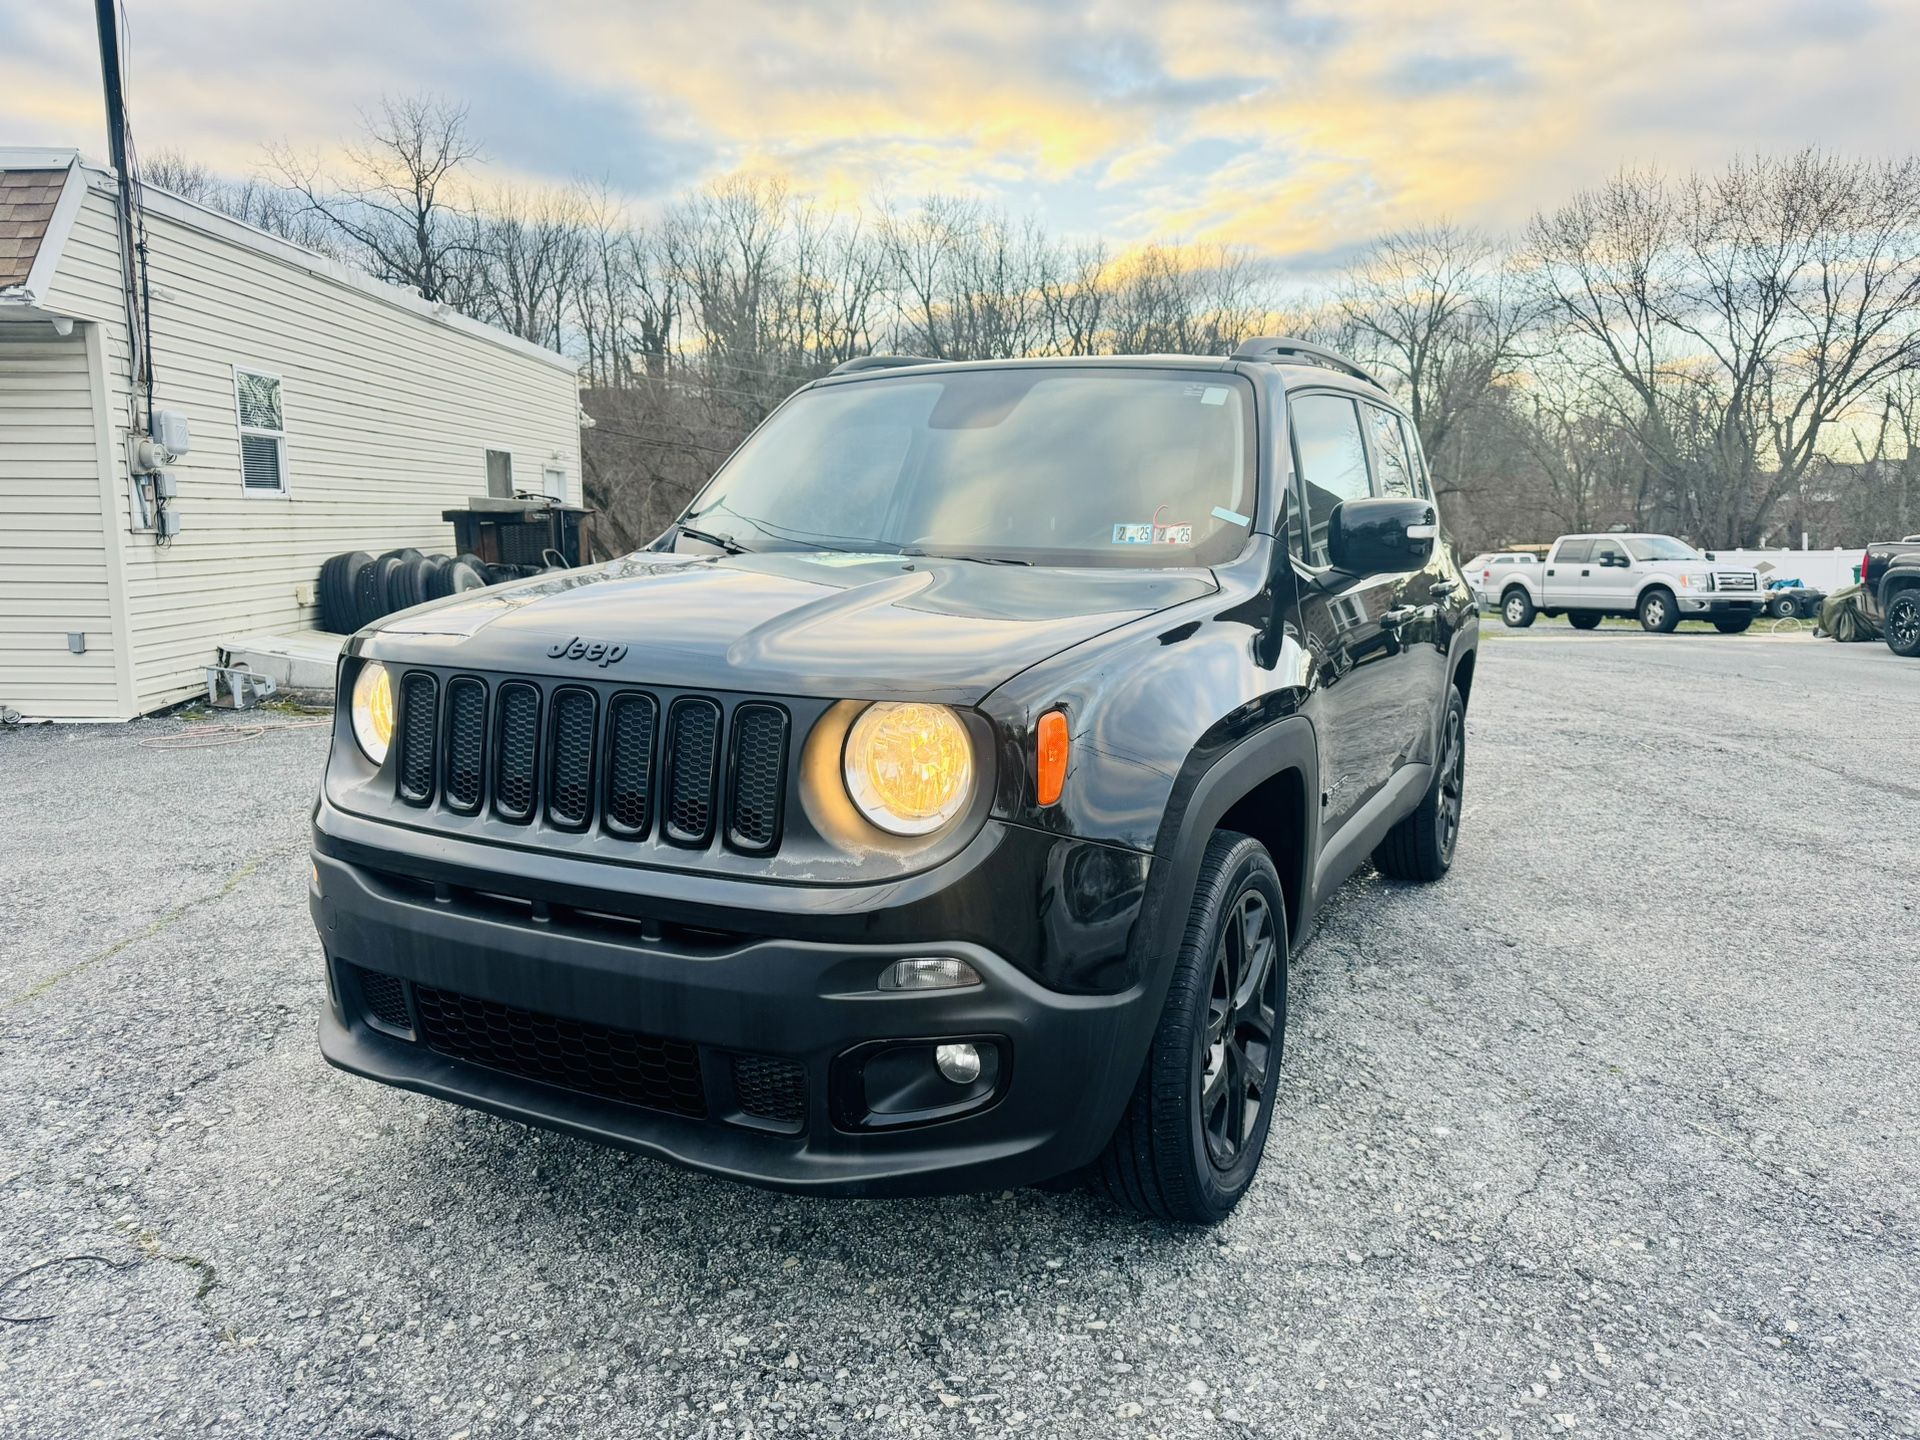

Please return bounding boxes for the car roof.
[813,352,1397,406]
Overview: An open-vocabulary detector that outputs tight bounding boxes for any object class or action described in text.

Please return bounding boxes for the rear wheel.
[1887,590,1920,658]
[1639,588,1679,633]
[1568,611,1603,631]
[1501,589,1536,628]
[1768,594,1798,619]
[1097,832,1287,1224]
[1373,687,1466,882]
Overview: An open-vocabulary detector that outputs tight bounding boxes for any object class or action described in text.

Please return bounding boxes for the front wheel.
[1097,833,1287,1224]
[1639,588,1680,633]
[1887,591,1920,657]
[1501,590,1536,628]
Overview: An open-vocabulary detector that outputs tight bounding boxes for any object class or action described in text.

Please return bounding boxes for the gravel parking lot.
[2,633,1915,1439]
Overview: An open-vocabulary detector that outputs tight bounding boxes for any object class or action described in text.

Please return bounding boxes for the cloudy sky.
[3,0,1915,265]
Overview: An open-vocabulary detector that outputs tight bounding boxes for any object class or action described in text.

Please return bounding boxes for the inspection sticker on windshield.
[1182,384,1231,406]
[1211,505,1251,527]
[1112,522,1193,545]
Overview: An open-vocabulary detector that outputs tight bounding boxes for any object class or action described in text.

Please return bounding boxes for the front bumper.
[1676,594,1762,615]
[310,819,1156,1197]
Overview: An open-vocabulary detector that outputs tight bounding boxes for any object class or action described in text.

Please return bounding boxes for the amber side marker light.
[1036,709,1069,806]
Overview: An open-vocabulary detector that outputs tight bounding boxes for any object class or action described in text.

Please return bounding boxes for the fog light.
[935,1043,982,1084]
[879,957,981,991]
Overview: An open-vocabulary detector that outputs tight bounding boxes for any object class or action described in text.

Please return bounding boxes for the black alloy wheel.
[1199,888,1282,1171]
[1095,832,1289,1223]
[1887,591,1920,658]
[1373,687,1467,882]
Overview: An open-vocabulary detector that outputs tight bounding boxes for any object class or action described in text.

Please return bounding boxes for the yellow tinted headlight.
[350,661,394,763]
[842,701,973,835]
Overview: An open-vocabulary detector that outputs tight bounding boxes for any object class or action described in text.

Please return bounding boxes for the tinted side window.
[1289,393,1371,566]
[1555,538,1594,564]
[1365,403,1416,498]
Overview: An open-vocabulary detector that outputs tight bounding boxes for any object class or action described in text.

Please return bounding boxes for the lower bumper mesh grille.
[731,1053,807,1125]
[412,983,708,1119]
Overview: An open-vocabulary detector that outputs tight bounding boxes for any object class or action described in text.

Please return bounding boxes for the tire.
[1500,588,1536,628]
[1714,616,1753,634]
[444,557,490,594]
[386,555,434,612]
[352,557,389,628]
[1767,595,1798,620]
[1373,687,1466,883]
[1568,611,1603,631]
[1887,590,1920,658]
[367,555,408,619]
[317,551,371,633]
[1096,832,1287,1224]
[1638,588,1679,633]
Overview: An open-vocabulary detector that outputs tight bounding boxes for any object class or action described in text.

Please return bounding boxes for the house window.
[486,449,514,498]
[234,368,287,496]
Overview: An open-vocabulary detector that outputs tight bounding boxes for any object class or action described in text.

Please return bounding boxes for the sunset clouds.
[3,0,1914,264]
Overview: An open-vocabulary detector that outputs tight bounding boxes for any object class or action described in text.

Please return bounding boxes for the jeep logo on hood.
[547,636,628,668]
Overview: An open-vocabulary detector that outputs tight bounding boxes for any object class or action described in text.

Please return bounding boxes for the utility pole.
[93,0,131,186]
[93,0,152,436]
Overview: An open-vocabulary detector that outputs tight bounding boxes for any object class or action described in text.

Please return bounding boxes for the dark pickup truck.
[1863,537,1920,657]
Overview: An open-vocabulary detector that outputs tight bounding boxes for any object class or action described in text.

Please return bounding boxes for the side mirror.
[1602,552,1628,568]
[1327,497,1438,575]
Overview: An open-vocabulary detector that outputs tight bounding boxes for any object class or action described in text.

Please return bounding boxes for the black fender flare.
[1062,714,1320,1172]
[1127,714,1320,1001]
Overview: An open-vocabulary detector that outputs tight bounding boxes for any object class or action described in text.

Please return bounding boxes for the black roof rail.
[828,354,934,376]
[1230,336,1385,391]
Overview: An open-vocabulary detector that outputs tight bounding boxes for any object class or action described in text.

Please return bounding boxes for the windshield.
[1625,536,1704,561]
[677,368,1257,568]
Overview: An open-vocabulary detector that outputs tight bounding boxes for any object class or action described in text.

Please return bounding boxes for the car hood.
[361,550,1217,703]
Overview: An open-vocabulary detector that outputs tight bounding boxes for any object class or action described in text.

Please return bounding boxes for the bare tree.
[1525,152,1920,545]
[269,94,481,303]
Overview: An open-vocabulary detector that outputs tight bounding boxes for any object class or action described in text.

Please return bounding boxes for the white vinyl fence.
[1709,548,1864,593]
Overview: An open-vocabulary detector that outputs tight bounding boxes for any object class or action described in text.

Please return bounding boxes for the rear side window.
[1364,403,1418,498]
[1288,393,1371,566]
[1555,538,1594,564]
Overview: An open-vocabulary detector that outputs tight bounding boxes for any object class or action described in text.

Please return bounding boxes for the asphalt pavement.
[1,632,1915,1438]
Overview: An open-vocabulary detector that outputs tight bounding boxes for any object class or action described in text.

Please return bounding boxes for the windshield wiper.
[676,522,750,555]
[899,546,1032,567]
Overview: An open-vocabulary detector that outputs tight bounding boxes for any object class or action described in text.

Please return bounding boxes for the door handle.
[1546,568,1555,576]
[1381,606,1417,626]
[1581,568,1591,576]
[1429,580,1453,598]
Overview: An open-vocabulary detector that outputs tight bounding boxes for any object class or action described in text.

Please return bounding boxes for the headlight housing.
[350,661,395,763]
[842,701,974,835]
[1680,571,1712,590]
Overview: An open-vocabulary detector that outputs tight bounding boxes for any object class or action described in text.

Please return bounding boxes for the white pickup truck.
[1494,533,1767,633]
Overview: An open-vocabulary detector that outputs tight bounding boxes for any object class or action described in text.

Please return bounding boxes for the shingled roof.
[0,168,70,290]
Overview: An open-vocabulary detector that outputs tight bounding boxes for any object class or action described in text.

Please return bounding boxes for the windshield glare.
[1625,536,1704,561]
[680,369,1256,568]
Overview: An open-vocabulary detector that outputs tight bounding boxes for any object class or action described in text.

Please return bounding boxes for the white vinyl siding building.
[0,148,581,721]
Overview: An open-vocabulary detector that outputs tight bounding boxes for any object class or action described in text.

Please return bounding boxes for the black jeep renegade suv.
[311,338,1478,1222]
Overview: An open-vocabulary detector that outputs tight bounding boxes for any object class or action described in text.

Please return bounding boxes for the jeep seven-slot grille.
[443,678,487,813]
[665,698,722,846]
[389,670,788,853]
[546,688,597,829]
[397,673,437,804]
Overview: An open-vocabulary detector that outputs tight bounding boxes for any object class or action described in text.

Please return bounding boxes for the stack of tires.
[314,549,559,634]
